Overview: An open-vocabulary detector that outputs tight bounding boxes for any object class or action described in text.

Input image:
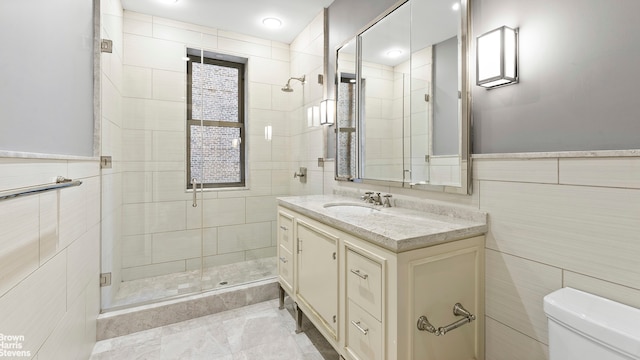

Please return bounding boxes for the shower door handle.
[191,178,199,207]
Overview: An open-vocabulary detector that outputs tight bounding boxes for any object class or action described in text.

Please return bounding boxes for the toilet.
[544,287,640,360]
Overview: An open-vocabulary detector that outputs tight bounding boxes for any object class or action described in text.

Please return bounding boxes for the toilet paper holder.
[417,302,476,336]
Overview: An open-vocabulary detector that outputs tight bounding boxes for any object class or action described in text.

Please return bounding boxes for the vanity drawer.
[346,249,382,321]
[278,212,294,253]
[278,245,294,293]
[346,300,383,360]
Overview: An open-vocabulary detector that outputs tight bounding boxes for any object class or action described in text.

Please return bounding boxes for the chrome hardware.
[100,39,113,53]
[333,252,337,260]
[333,315,337,323]
[382,194,392,208]
[351,320,369,335]
[370,192,382,205]
[279,225,288,231]
[293,167,307,183]
[191,178,198,207]
[361,191,374,203]
[297,238,302,254]
[417,303,476,336]
[100,272,112,287]
[0,177,82,202]
[100,156,112,169]
[350,269,368,280]
[279,256,288,264]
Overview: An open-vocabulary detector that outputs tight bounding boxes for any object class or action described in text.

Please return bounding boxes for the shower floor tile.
[90,299,339,360]
[112,257,277,308]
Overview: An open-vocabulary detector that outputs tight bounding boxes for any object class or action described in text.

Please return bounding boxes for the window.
[187,50,246,189]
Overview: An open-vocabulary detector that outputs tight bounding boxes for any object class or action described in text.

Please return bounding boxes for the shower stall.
[99,10,313,311]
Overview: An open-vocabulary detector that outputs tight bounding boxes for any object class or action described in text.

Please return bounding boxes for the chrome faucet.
[370,192,382,205]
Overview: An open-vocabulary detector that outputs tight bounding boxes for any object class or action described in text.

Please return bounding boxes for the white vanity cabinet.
[277,201,486,360]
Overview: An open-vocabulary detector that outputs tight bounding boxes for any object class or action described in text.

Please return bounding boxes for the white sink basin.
[322,202,380,214]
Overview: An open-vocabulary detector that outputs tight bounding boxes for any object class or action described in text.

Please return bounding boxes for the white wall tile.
[218,37,271,58]
[38,289,86,360]
[0,196,39,297]
[153,130,185,162]
[247,57,289,85]
[0,251,67,356]
[152,70,185,102]
[559,157,640,188]
[0,159,67,191]
[123,17,152,36]
[123,65,152,98]
[153,170,189,202]
[187,252,245,270]
[245,196,277,223]
[485,317,548,360]
[68,161,100,179]
[123,34,185,72]
[39,191,60,265]
[249,83,272,110]
[123,98,185,131]
[122,171,153,204]
[122,130,153,161]
[203,198,246,227]
[122,234,152,268]
[217,222,271,254]
[153,23,203,46]
[121,260,186,281]
[148,201,187,234]
[59,184,87,249]
[152,229,202,263]
[563,271,640,310]
[486,249,561,344]
[481,180,640,289]
[474,158,558,184]
[67,224,100,305]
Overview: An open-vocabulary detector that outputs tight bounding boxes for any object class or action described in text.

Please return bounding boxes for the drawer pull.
[351,320,369,335]
[350,269,369,280]
[279,256,288,264]
[279,225,288,231]
[417,302,476,336]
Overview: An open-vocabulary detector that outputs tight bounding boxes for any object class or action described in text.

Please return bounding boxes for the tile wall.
[288,11,327,196]
[0,158,101,359]
[333,152,640,360]
[118,11,298,281]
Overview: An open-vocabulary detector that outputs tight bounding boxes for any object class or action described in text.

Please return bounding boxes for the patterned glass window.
[187,51,245,188]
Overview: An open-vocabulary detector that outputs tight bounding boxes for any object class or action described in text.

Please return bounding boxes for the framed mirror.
[335,0,471,194]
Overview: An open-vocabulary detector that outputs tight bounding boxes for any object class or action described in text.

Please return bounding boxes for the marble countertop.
[277,194,487,253]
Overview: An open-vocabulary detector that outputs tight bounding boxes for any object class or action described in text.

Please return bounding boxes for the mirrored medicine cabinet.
[335,0,471,194]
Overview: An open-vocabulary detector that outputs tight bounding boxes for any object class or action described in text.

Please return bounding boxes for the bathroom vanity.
[277,194,487,360]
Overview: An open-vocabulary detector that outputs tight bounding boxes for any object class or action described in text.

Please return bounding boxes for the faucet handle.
[382,194,392,208]
[362,191,374,203]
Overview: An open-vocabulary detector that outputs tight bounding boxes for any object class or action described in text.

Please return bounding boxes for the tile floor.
[112,258,277,308]
[91,299,340,359]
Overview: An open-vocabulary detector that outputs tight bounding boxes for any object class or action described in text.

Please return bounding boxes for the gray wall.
[472,0,640,153]
[433,36,459,155]
[331,0,640,154]
[0,0,95,157]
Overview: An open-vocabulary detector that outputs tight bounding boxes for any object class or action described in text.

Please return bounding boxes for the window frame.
[186,52,246,189]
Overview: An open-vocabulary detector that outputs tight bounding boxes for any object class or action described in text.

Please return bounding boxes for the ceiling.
[121,0,335,44]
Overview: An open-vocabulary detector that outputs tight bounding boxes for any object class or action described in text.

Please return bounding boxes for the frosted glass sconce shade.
[320,99,335,125]
[476,26,518,89]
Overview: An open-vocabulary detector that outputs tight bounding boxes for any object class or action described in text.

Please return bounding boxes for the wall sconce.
[320,99,335,125]
[476,26,518,89]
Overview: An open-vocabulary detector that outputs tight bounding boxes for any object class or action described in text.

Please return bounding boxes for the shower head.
[281,75,306,92]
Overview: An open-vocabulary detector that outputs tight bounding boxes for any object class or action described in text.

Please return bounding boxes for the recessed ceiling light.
[262,17,282,29]
[452,3,460,11]
[386,49,403,58]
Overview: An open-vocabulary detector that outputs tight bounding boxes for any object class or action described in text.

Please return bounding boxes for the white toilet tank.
[544,287,640,360]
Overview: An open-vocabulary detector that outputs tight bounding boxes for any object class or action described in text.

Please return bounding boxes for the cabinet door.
[411,246,483,360]
[296,219,339,339]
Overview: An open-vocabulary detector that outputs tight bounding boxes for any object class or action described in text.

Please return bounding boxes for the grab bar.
[0,176,82,202]
[417,303,476,336]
